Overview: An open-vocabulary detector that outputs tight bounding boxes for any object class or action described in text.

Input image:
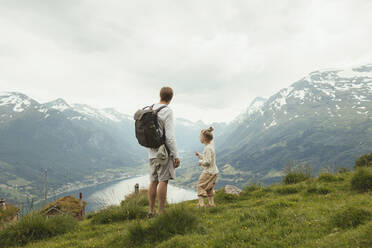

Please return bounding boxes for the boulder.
[224,185,242,196]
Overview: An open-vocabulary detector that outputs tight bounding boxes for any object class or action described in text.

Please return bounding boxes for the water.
[51,175,197,213]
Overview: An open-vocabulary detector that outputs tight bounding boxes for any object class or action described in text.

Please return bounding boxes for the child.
[195,126,219,207]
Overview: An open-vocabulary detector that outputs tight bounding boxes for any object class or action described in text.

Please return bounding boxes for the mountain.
[174,118,228,154]
[2,63,372,200]
[0,93,221,202]
[0,92,147,202]
[216,64,372,184]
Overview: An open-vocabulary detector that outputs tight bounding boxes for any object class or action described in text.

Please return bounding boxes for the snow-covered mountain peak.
[247,97,267,114]
[71,103,101,118]
[303,64,372,84]
[264,64,372,108]
[235,63,372,132]
[101,108,132,122]
[233,97,267,124]
[0,91,35,112]
[71,104,129,122]
[0,92,137,123]
[44,98,71,112]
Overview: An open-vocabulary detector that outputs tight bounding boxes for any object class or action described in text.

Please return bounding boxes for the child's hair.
[201,126,214,141]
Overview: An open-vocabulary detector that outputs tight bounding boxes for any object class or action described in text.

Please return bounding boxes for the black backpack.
[133,105,167,148]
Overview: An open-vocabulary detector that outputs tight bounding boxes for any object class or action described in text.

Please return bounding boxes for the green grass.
[355,152,372,168]
[282,162,312,185]
[306,185,331,195]
[351,168,372,192]
[111,204,199,247]
[121,189,150,207]
[90,202,147,224]
[318,172,340,182]
[4,167,372,248]
[330,206,371,229]
[0,204,18,226]
[0,213,77,247]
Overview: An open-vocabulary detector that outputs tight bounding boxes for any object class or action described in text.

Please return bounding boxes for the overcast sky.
[0,0,371,123]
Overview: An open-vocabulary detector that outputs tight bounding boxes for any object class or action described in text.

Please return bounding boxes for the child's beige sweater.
[198,142,219,175]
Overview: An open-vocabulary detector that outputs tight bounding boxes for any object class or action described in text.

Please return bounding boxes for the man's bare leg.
[149,180,158,214]
[157,181,168,214]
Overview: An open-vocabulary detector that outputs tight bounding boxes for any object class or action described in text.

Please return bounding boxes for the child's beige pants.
[197,173,218,197]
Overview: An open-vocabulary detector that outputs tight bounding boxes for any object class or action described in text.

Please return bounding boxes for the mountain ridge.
[0,92,222,202]
[216,63,372,184]
[1,63,372,201]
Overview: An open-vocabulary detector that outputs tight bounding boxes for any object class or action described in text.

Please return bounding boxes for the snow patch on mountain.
[101,108,132,122]
[68,116,86,121]
[234,97,266,124]
[265,119,277,129]
[291,89,306,100]
[0,92,32,112]
[71,104,130,122]
[272,95,286,109]
[99,110,121,122]
[48,99,71,111]
[247,97,266,114]
[38,108,48,114]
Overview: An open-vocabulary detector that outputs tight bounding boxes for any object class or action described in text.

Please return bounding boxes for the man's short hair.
[160,87,174,103]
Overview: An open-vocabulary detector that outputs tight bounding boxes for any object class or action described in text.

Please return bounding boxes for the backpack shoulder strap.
[142,105,153,110]
[155,105,167,115]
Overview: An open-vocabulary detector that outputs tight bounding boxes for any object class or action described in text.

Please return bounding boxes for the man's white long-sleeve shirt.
[148,103,179,159]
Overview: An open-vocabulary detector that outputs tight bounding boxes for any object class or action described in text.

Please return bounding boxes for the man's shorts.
[149,157,176,182]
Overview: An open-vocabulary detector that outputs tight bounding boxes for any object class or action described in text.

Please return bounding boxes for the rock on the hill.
[224,185,242,196]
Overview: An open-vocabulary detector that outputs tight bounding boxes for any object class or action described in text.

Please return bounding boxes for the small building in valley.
[41,195,86,220]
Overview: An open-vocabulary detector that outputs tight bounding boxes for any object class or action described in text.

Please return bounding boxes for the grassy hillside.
[2,167,372,248]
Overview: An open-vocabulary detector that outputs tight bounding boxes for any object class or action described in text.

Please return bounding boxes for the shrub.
[330,207,371,229]
[85,211,96,219]
[0,213,77,247]
[214,189,239,203]
[318,172,339,182]
[283,161,312,185]
[125,205,198,246]
[91,202,147,224]
[0,204,18,226]
[240,184,266,198]
[121,189,149,207]
[337,167,350,174]
[156,235,192,248]
[351,168,372,192]
[244,184,263,193]
[355,153,372,168]
[306,186,331,195]
[275,185,300,195]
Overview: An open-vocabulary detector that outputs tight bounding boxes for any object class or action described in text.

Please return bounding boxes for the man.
[148,86,180,217]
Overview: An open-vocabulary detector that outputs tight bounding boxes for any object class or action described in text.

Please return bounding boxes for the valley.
[1,63,372,206]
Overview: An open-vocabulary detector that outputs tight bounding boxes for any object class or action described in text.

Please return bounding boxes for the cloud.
[0,0,371,122]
